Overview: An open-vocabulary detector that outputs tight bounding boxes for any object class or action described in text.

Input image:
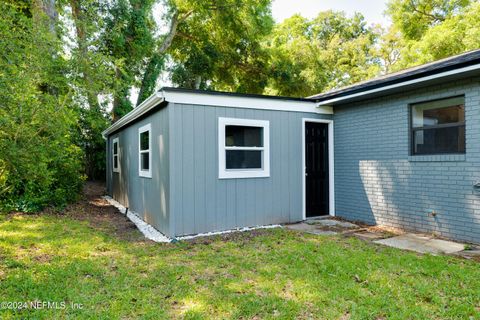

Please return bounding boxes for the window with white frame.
[218,117,270,179]
[138,124,152,178]
[112,137,120,173]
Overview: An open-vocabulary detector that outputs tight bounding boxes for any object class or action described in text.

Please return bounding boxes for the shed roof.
[309,49,480,105]
[102,87,328,138]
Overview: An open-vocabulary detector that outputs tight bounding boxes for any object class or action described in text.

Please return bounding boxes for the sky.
[271,0,391,26]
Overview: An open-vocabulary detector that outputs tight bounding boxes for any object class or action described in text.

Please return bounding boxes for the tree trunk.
[136,53,163,106]
[70,0,99,111]
[194,75,201,89]
[136,10,188,106]
[112,68,132,121]
[34,0,57,34]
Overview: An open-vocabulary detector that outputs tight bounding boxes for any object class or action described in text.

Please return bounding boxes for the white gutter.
[102,92,165,138]
[315,63,480,106]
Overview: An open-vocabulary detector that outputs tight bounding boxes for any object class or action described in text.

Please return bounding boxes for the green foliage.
[264,12,381,97]
[65,0,114,180]
[168,0,274,93]
[386,0,471,40]
[0,2,84,212]
[386,0,480,71]
[103,0,157,119]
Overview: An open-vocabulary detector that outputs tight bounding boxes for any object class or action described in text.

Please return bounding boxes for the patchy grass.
[0,186,479,319]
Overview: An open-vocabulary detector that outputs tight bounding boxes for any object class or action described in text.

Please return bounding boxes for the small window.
[218,117,270,179]
[138,124,152,178]
[112,137,120,173]
[411,96,465,155]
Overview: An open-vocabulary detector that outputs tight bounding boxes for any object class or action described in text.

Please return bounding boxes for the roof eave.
[315,63,480,107]
[102,92,165,139]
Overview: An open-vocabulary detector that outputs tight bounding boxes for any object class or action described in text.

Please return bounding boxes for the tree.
[135,0,274,105]
[386,0,471,40]
[66,0,113,179]
[103,0,157,119]
[0,1,84,211]
[166,0,274,93]
[264,11,381,97]
[385,0,480,70]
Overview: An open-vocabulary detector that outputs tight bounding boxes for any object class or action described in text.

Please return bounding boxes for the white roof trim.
[163,90,331,114]
[102,93,165,138]
[102,90,332,137]
[316,63,480,106]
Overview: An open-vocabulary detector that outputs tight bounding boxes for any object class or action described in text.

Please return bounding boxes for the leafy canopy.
[264,11,381,97]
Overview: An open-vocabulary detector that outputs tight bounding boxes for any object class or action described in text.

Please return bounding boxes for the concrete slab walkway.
[374,233,466,255]
[285,218,479,258]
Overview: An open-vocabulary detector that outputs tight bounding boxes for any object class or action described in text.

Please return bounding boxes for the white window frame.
[218,117,270,179]
[112,137,120,173]
[138,123,152,178]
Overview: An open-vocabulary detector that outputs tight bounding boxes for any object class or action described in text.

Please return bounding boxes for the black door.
[305,122,329,217]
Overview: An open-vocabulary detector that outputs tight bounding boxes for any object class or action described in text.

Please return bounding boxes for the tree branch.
[409,0,445,23]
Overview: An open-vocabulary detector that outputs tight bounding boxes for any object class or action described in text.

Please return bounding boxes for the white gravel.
[102,196,170,243]
[176,224,282,241]
[103,196,282,242]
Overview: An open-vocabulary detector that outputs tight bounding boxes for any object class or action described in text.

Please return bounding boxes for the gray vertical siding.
[334,78,480,243]
[169,103,332,236]
[108,106,171,236]
[106,138,112,195]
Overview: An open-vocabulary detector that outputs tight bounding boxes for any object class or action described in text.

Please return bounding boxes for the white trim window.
[112,137,120,173]
[218,117,270,179]
[138,123,152,178]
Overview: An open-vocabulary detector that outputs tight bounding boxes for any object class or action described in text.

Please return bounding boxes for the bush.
[0,2,85,212]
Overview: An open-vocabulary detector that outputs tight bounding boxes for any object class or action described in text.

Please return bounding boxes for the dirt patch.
[45,181,147,242]
[33,253,54,263]
[182,228,276,246]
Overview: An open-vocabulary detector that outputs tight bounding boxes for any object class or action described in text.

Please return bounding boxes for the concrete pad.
[353,231,386,241]
[285,223,314,232]
[306,218,358,229]
[285,223,337,235]
[309,230,338,236]
[374,233,465,255]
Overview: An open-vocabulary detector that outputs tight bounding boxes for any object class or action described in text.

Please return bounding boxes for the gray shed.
[104,50,480,244]
[103,88,334,238]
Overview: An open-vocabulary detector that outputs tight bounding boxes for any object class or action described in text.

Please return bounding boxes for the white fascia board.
[316,63,480,106]
[163,91,332,114]
[102,93,165,138]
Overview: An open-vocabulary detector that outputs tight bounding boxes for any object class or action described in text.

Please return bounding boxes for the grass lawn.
[0,186,479,319]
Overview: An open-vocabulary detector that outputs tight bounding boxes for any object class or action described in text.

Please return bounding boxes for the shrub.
[0,2,85,212]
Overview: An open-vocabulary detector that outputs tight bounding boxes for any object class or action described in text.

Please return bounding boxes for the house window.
[411,96,465,155]
[138,123,152,178]
[112,137,120,173]
[218,117,270,179]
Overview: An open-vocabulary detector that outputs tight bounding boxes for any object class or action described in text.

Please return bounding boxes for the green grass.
[0,214,479,319]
